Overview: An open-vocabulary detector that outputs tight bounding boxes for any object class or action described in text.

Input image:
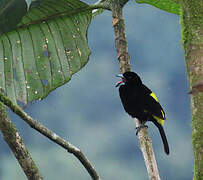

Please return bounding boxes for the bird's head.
[116,71,142,87]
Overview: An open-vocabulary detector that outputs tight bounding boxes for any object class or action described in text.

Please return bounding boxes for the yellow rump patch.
[153,115,165,126]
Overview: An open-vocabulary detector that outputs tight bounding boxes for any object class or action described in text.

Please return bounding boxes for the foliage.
[0,0,91,105]
[135,0,180,15]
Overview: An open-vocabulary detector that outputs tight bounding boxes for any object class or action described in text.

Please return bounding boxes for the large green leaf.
[135,0,180,15]
[0,0,91,105]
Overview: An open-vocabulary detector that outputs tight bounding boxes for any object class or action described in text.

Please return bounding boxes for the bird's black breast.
[119,85,148,120]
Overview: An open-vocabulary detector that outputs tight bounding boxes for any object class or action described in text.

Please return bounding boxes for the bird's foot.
[135,124,148,135]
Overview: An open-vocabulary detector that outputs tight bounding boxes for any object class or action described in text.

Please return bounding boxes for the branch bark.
[0,92,100,180]
[180,0,203,179]
[110,1,161,180]
[134,118,161,180]
[0,103,42,180]
[110,0,131,72]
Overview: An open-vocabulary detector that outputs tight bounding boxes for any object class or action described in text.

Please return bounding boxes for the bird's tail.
[152,119,170,155]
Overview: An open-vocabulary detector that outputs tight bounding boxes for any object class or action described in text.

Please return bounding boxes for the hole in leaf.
[13,68,17,81]
[43,44,50,58]
[41,79,48,86]
[43,50,50,58]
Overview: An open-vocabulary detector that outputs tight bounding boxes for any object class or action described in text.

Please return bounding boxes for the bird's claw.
[135,124,148,135]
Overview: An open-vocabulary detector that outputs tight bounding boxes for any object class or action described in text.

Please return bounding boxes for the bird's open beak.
[115,74,125,87]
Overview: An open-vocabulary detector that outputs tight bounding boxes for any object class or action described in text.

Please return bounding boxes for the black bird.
[116,71,169,155]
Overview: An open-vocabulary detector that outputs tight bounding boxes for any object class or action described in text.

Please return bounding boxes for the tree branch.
[134,118,161,180]
[110,1,161,179]
[110,0,131,72]
[0,103,43,180]
[0,92,100,180]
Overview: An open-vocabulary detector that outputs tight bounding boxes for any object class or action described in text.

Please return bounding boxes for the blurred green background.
[0,1,192,180]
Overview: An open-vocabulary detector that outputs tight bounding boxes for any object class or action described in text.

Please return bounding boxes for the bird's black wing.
[141,84,165,120]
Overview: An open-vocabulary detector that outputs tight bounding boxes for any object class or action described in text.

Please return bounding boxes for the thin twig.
[0,92,100,180]
[110,1,161,180]
[0,103,43,180]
